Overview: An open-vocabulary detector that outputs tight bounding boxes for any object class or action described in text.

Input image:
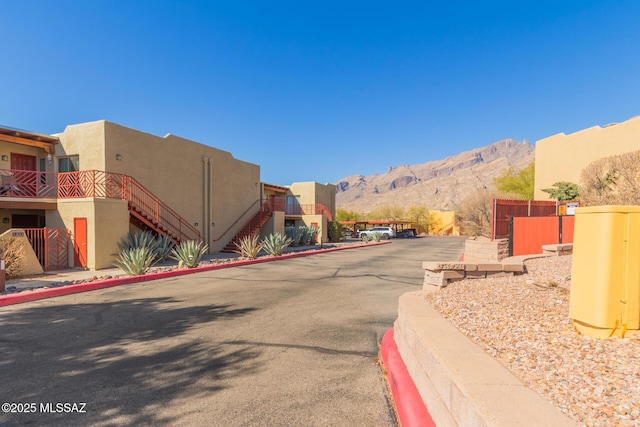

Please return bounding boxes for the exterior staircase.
[221,199,278,252]
[58,170,200,244]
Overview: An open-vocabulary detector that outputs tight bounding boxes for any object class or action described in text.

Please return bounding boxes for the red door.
[74,218,88,268]
[11,153,37,196]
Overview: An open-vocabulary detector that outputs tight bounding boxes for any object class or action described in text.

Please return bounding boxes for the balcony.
[0,169,58,210]
[284,203,333,221]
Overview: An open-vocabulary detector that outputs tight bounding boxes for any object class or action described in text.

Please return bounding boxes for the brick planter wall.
[464,237,509,262]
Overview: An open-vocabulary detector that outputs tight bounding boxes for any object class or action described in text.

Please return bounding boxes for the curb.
[380,328,435,427]
[0,241,391,307]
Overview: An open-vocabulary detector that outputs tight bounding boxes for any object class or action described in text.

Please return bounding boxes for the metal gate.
[24,228,72,271]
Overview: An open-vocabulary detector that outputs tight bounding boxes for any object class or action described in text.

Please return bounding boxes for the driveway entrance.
[0,236,465,426]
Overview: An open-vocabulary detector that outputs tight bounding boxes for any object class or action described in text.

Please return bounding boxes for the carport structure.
[340,220,413,236]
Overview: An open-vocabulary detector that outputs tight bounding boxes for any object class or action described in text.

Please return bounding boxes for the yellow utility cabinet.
[569,206,640,338]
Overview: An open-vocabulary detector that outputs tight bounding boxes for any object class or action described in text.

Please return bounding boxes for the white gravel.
[426,256,640,427]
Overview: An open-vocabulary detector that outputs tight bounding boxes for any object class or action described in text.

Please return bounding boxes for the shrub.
[580,150,640,206]
[233,235,262,259]
[0,237,26,279]
[541,181,580,201]
[171,240,208,268]
[114,247,157,275]
[327,220,344,242]
[454,189,500,237]
[262,233,293,256]
[371,231,383,242]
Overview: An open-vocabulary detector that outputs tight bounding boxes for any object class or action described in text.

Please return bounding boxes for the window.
[58,156,79,172]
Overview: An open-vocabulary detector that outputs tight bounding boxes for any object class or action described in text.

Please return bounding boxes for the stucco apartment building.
[0,120,335,271]
[534,115,640,200]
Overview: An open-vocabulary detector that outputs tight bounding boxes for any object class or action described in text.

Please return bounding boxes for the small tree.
[542,181,580,201]
[493,162,535,200]
[368,205,405,221]
[336,209,362,222]
[405,205,429,234]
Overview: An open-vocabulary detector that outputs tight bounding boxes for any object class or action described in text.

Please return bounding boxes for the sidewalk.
[4,251,242,293]
[0,240,386,304]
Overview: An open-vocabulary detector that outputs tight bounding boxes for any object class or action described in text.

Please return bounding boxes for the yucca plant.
[371,231,383,242]
[114,246,157,275]
[261,232,293,256]
[284,227,303,247]
[171,240,208,268]
[234,234,263,259]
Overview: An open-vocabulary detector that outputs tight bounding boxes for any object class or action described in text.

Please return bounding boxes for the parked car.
[397,228,417,238]
[358,227,396,240]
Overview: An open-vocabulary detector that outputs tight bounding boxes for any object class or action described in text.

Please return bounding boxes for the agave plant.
[233,234,263,259]
[154,234,176,263]
[114,246,157,275]
[117,230,158,252]
[284,227,303,247]
[371,231,383,242]
[261,232,293,256]
[307,225,321,245]
[171,240,208,268]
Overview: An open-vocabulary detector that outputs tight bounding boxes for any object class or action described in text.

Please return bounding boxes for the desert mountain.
[335,139,534,212]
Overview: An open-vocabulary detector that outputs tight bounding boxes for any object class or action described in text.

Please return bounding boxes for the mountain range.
[334,139,534,212]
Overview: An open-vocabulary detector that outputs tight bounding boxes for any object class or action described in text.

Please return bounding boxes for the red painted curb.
[0,240,391,307]
[380,328,435,427]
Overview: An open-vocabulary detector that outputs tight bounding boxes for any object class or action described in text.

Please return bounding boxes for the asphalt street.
[0,236,465,427]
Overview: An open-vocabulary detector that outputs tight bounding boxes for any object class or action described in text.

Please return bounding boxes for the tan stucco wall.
[53,120,106,171]
[0,208,43,235]
[0,229,44,276]
[0,142,52,171]
[534,116,640,200]
[287,181,336,217]
[57,198,129,270]
[56,121,261,253]
[429,210,459,235]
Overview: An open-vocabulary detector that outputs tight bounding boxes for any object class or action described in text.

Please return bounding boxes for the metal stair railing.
[58,170,200,243]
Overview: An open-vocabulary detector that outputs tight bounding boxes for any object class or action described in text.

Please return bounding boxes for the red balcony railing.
[284,203,333,221]
[0,169,58,198]
[58,170,200,243]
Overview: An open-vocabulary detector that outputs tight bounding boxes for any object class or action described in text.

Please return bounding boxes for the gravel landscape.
[427,256,640,427]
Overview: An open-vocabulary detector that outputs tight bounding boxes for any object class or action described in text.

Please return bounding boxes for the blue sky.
[2,1,640,185]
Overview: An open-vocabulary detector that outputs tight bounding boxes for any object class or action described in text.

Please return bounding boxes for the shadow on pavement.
[0,298,259,426]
